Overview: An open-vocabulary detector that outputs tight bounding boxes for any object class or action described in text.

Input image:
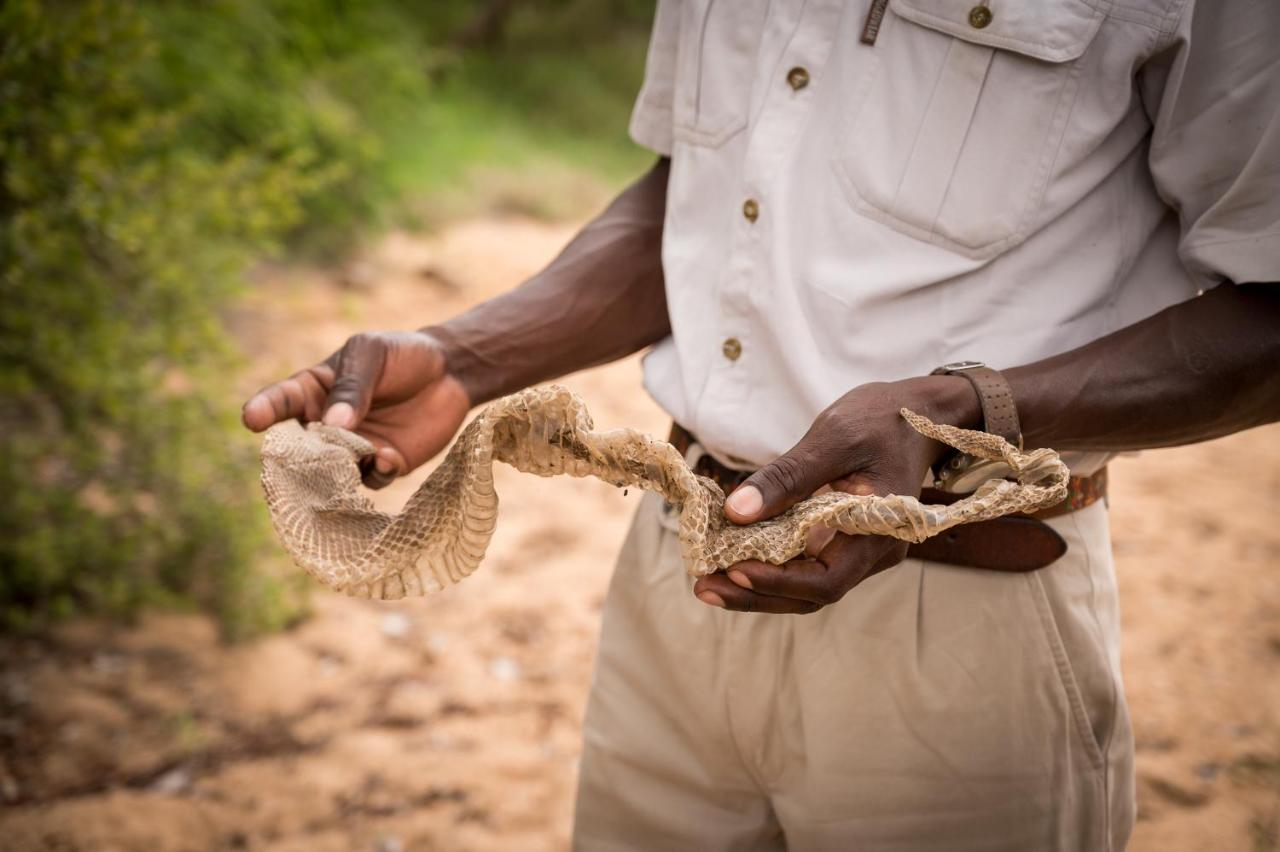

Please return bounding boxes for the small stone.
[380,612,411,640]
[150,767,192,795]
[1144,774,1211,808]
[0,771,20,804]
[339,260,378,291]
[488,657,520,682]
[4,679,30,706]
[91,653,126,675]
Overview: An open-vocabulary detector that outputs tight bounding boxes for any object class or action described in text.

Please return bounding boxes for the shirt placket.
[694,0,845,444]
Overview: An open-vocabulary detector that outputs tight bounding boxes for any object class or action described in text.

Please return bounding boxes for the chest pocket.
[833,0,1107,258]
[672,0,770,147]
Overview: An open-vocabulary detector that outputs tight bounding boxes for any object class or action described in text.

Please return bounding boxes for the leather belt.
[669,423,1107,573]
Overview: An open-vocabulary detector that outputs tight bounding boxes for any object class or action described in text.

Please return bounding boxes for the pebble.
[91,653,127,675]
[375,836,404,852]
[0,771,19,803]
[1193,762,1219,780]
[380,613,412,640]
[150,767,192,795]
[488,657,521,682]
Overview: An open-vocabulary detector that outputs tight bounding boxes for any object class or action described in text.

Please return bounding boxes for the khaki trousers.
[573,493,1134,851]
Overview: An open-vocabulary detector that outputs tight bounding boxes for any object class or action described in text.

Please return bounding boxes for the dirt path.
[2,218,1277,851]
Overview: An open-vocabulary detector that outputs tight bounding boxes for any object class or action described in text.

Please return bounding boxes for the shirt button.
[722,337,742,361]
[786,66,810,91]
[742,198,759,222]
[968,5,993,28]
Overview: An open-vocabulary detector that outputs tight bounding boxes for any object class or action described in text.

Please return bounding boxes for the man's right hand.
[241,331,470,488]
[238,158,671,489]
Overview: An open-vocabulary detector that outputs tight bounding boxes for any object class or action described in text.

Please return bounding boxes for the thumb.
[724,441,841,525]
[322,334,386,430]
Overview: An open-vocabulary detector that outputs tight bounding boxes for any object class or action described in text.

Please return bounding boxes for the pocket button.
[742,198,760,222]
[786,66,810,91]
[968,5,993,28]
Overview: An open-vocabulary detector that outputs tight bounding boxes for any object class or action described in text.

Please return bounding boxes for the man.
[243,0,1280,848]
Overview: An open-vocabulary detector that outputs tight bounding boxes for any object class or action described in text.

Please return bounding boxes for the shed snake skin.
[261,386,1069,599]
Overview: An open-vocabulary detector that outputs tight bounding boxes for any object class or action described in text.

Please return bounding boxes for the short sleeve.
[1141,0,1280,286]
[629,0,681,157]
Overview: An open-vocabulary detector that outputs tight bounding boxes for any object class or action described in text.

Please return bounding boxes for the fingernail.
[725,485,762,519]
[242,396,267,426]
[727,570,753,590]
[696,591,726,608]
[374,455,395,475]
[323,402,355,429]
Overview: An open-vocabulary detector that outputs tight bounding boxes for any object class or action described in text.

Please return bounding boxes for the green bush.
[0,1,337,636]
[0,0,653,637]
[138,0,439,254]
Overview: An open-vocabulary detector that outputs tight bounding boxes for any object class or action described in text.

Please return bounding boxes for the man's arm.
[698,282,1280,614]
[242,158,670,485]
[1009,282,1280,451]
[426,158,671,406]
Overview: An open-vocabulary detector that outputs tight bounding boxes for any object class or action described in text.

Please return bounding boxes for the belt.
[669,423,1107,573]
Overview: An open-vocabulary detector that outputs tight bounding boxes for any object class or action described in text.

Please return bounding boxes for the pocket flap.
[889,0,1107,62]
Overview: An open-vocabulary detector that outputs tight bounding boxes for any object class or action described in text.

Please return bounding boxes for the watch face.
[942,360,986,372]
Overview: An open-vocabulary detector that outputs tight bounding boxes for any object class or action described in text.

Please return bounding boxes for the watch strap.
[931,363,1022,447]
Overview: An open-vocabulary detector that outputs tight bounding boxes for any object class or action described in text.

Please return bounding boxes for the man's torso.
[633,0,1199,469]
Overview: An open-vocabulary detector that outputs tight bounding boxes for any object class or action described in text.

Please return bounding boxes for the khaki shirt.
[632,0,1280,471]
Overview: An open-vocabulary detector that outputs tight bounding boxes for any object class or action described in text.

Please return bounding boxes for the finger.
[241,370,327,431]
[856,536,910,580]
[323,334,387,429]
[811,532,906,590]
[724,430,848,525]
[829,473,881,497]
[726,532,906,604]
[722,557,839,605]
[693,573,822,615]
[359,445,405,490]
[241,390,281,432]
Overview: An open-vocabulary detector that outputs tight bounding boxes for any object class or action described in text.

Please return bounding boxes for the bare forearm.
[1001,282,1280,452]
[425,159,671,405]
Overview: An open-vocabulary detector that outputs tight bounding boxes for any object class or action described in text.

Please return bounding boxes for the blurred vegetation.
[0,0,654,636]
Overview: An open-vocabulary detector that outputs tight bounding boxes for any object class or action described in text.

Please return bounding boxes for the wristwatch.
[929,361,1022,492]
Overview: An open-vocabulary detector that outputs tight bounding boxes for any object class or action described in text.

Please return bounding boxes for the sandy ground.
[1,218,1277,851]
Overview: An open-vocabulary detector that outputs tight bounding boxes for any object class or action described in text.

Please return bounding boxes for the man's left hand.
[692,376,979,614]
